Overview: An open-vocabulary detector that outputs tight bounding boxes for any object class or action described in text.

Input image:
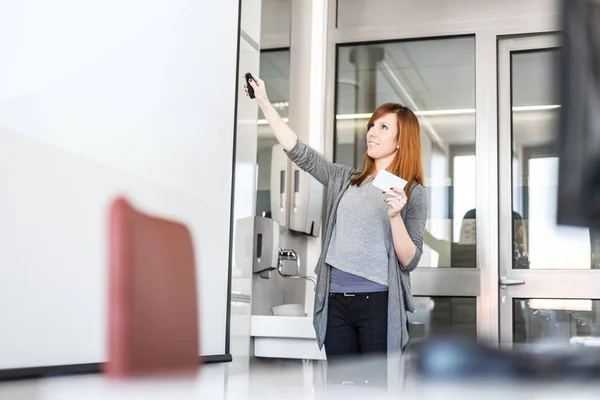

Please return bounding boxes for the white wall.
[0,0,239,369]
[261,0,292,49]
[336,0,559,30]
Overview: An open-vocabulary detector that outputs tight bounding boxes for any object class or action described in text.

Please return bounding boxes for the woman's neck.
[374,154,395,173]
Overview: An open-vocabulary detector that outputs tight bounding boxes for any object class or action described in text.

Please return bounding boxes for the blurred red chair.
[105,197,200,378]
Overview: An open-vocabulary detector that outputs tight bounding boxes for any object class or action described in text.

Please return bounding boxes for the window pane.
[256,50,290,218]
[453,155,476,242]
[513,298,600,344]
[334,37,477,268]
[409,296,477,340]
[511,49,596,269]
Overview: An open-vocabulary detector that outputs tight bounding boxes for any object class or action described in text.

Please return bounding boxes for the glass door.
[334,36,480,341]
[498,35,600,347]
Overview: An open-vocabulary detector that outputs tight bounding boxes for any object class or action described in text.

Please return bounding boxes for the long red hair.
[350,103,424,201]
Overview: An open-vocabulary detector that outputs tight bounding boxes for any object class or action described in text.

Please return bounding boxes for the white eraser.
[372,169,408,192]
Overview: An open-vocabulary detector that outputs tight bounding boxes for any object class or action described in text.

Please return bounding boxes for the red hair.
[350,103,424,201]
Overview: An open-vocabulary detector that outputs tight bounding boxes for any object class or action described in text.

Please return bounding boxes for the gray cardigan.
[286,138,428,354]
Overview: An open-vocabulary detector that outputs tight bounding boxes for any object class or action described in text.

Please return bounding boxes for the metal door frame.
[497,34,600,347]
[324,0,562,347]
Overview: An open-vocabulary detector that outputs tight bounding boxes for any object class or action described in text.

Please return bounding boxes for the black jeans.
[325,291,388,359]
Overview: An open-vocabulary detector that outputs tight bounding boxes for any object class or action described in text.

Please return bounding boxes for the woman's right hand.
[244,73,298,152]
[244,75,270,108]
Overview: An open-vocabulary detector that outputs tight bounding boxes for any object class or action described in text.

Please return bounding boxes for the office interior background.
[1,0,599,384]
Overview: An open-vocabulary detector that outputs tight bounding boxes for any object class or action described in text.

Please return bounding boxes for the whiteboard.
[0,0,239,369]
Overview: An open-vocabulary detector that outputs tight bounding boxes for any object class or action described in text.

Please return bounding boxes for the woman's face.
[366,112,399,161]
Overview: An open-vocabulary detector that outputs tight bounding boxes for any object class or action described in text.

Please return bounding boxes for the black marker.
[244,72,255,99]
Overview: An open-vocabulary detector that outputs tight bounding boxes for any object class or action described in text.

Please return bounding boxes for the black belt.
[329,291,387,297]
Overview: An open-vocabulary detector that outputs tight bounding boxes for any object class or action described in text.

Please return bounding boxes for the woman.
[246,75,428,358]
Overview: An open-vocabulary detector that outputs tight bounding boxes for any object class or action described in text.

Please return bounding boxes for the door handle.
[499,276,525,289]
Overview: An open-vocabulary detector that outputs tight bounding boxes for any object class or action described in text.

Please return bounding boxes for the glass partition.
[335,37,477,268]
[255,49,291,218]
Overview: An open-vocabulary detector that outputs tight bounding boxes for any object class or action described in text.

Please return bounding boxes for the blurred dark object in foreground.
[557,0,600,228]
[414,337,600,381]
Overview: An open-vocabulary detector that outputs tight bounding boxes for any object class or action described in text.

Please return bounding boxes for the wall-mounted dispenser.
[289,165,324,237]
[247,216,280,279]
[270,144,324,237]
[238,215,317,287]
[270,145,288,228]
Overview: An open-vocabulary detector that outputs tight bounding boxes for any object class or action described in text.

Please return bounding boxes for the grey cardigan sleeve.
[285,137,344,186]
[402,185,429,272]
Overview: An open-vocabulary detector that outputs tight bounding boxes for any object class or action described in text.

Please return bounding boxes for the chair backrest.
[105,197,199,378]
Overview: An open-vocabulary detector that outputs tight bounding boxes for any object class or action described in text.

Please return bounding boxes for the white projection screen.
[0,0,239,370]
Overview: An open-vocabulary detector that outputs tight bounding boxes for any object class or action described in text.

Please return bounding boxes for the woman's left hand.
[384,187,408,218]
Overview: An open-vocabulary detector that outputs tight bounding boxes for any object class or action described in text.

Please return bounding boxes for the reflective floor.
[1,353,599,400]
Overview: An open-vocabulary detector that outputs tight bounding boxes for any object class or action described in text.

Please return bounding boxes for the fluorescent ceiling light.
[258,118,287,125]
[334,113,371,120]
[513,105,561,112]
[256,105,560,125]
[336,109,476,119]
[416,109,476,116]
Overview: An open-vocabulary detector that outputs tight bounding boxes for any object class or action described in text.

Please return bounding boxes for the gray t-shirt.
[326,180,391,292]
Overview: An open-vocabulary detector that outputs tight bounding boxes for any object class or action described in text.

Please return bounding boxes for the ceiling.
[337,37,476,112]
[258,40,559,149]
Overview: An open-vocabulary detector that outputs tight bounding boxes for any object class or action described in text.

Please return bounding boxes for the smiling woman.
[351,103,424,203]
[245,75,428,358]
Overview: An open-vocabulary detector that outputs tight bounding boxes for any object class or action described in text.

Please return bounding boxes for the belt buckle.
[343,293,355,297]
